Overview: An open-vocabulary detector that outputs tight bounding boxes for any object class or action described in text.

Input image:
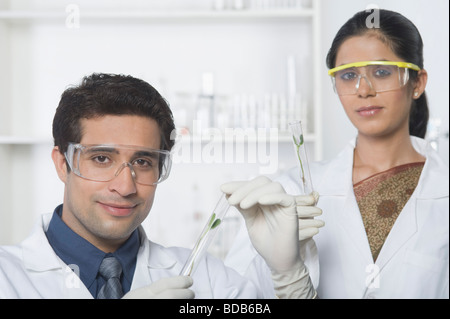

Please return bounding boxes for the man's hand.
[122,276,194,299]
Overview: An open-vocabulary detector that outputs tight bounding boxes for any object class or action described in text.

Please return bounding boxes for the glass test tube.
[180,193,231,276]
[289,120,314,195]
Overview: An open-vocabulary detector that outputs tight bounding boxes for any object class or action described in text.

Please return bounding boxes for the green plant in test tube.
[292,132,305,185]
[184,213,221,276]
[181,194,229,277]
[289,120,313,195]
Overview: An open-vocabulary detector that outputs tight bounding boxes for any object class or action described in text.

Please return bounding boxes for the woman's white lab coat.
[0,213,259,299]
[226,136,449,299]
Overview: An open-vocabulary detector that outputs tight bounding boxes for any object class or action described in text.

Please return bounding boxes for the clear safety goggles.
[65,143,172,185]
[328,61,420,96]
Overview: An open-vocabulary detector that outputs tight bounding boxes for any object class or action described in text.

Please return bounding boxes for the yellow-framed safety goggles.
[328,61,421,96]
[328,61,420,76]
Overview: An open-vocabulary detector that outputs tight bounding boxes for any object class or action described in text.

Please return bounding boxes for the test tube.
[180,193,230,276]
[289,120,314,195]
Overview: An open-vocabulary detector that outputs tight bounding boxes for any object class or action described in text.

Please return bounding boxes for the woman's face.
[334,34,418,139]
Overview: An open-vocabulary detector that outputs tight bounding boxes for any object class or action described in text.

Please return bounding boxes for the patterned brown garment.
[354,162,425,261]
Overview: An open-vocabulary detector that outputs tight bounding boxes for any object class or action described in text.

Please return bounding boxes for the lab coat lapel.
[374,198,417,270]
[22,213,93,298]
[318,140,374,266]
[63,265,93,298]
[130,226,179,290]
[340,184,374,266]
[21,214,62,271]
[374,139,445,270]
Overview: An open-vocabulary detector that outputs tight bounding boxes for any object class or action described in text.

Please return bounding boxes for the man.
[0,73,322,299]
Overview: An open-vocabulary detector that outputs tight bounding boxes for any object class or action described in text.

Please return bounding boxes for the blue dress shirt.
[45,204,139,298]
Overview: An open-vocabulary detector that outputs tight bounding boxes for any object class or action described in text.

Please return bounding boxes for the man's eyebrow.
[134,150,160,159]
[85,147,118,154]
[84,146,160,159]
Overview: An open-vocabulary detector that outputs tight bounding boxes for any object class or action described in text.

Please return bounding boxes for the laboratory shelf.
[0,134,313,145]
[0,9,314,24]
[0,136,52,145]
[0,0,323,248]
[176,133,316,144]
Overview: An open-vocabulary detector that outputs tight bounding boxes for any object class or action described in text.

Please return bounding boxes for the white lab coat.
[0,213,259,299]
[226,136,449,299]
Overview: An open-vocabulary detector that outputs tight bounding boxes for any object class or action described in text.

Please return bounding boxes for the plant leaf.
[208,213,216,227]
[211,219,222,229]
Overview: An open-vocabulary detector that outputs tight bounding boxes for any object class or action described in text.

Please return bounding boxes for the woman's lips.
[356,106,383,117]
[98,202,137,217]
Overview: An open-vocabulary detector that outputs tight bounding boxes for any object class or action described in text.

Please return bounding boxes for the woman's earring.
[414,92,419,98]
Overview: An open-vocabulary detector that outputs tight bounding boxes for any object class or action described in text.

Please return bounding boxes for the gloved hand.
[295,192,324,241]
[221,176,322,298]
[122,276,194,299]
[221,176,300,273]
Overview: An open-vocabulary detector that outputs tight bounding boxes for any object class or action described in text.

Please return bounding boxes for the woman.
[225,9,448,298]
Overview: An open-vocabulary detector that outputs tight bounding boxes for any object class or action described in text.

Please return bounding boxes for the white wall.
[319,0,449,162]
[0,0,316,248]
[0,0,448,250]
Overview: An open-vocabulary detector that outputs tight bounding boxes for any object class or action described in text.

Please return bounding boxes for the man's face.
[52,115,162,252]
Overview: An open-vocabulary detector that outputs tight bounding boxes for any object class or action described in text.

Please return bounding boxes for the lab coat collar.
[22,214,178,273]
[334,136,448,272]
[411,136,449,199]
[314,140,355,196]
[317,136,449,199]
[22,213,63,272]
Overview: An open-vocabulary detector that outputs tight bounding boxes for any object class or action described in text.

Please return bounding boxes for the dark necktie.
[97,256,124,299]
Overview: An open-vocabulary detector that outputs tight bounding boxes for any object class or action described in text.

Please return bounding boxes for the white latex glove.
[221,176,300,273]
[221,176,318,298]
[122,276,194,299]
[295,192,324,242]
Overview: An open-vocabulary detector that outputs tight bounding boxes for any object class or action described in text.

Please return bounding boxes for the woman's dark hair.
[52,73,176,154]
[326,9,428,138]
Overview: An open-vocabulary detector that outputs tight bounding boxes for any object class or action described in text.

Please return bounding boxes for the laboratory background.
[0,0,448,259]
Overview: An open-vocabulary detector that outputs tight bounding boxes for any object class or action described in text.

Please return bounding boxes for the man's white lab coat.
[0,213,259,299]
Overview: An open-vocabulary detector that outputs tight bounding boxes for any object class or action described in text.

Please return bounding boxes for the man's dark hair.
[52,73,175,154]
